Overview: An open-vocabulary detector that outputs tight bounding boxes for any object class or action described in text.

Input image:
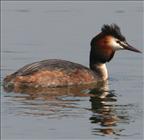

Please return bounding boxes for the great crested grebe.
[3,24,141,88]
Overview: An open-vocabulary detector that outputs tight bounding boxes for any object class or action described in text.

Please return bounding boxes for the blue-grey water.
[1,1,143,140]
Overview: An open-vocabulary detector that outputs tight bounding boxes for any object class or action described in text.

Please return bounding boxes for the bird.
[3,24,141,89]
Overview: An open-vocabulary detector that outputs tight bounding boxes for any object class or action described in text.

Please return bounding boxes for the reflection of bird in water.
[92,128,124,136]
[5,81,125,135]
[89,81,123,136]
[3,82,99,100]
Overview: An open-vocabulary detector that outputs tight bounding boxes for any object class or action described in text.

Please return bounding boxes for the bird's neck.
[89,49,108,80]
[90,62,108,81]
[89,34,112,81]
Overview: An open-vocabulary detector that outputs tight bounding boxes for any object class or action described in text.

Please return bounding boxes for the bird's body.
[4,59,99,88]
[3,24,141,90]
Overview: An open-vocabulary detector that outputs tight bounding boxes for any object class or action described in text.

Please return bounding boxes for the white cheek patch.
[111,39,124,50]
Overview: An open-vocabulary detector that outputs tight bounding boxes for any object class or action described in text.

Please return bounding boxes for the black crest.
[101,24,126,41]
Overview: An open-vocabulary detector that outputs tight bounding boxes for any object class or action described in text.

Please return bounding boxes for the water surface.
[1,1,143,140]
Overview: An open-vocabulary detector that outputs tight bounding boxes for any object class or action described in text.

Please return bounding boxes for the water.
[1,1,143,140]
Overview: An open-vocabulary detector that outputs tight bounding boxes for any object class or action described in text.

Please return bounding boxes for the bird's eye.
[116,40,120,44]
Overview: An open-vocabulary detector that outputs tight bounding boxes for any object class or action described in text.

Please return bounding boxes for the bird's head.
[90,24,141,63]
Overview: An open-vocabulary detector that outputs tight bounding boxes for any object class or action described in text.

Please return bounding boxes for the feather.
[101,24,126,41]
